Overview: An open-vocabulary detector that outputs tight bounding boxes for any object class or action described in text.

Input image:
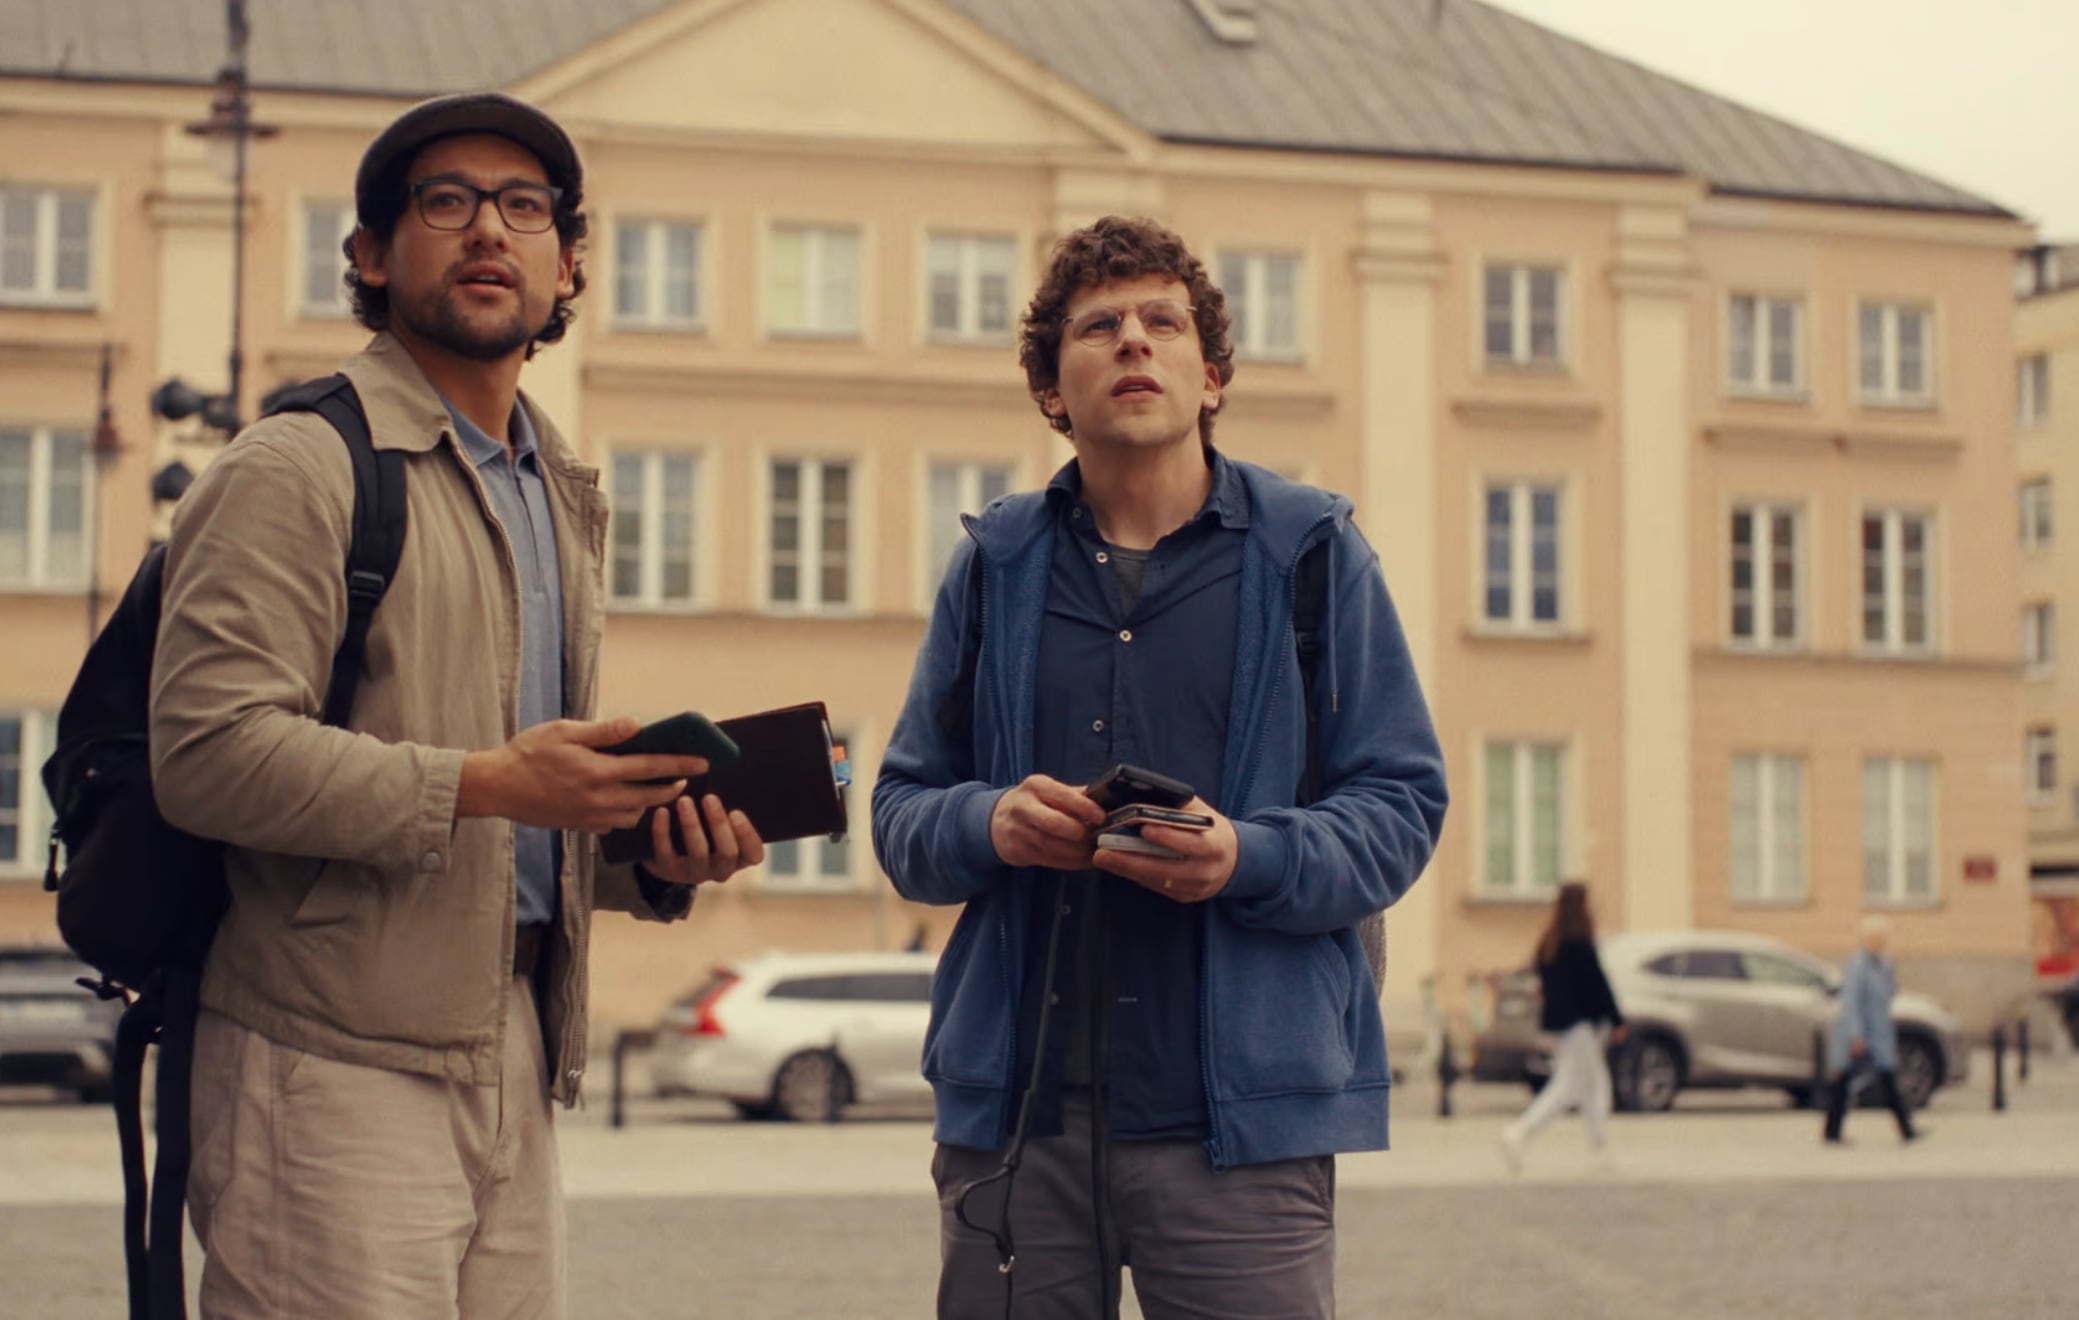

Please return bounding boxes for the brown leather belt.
[512,924,547,979]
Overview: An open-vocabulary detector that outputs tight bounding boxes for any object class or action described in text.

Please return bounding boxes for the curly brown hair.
[1018,216,1235,448]
[342,148,587,360]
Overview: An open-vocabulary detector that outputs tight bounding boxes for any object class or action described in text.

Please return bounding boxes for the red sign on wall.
[1963,855,1998,883]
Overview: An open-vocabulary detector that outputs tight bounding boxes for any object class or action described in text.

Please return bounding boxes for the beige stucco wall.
[0,0,2036,1042]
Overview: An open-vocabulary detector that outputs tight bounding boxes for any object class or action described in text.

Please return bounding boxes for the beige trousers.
[187,977,563,1320]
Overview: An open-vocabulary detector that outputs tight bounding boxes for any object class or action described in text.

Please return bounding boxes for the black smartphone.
[1084,763,1195,812]
[599,712,741,780]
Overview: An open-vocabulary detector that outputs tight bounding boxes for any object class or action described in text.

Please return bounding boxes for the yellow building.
[2017,245,2079,986]
[0,0,2036,1036]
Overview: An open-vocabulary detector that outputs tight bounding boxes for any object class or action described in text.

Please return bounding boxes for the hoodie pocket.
[1213,930,1359,1098]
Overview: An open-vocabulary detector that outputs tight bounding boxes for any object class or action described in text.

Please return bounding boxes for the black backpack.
[38,375,406,1320]
[934,532,1384,985]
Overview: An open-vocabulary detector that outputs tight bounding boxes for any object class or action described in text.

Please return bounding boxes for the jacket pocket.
[287,859,354,928]
[922,905,1011,1088]
[1212,929,1360,1098]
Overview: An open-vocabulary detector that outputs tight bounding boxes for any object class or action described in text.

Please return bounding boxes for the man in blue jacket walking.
[873,216,1447,1319]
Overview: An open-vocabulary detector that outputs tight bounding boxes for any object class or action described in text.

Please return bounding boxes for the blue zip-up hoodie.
[872,459,1447,1169]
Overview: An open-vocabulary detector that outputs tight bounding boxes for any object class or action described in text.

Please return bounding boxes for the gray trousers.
[933,1094,1335,1319]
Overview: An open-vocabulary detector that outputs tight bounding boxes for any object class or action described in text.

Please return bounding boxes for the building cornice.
[1702,418,1965,461]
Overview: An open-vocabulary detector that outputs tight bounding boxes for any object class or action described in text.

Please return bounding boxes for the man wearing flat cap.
[152,93,763,1318]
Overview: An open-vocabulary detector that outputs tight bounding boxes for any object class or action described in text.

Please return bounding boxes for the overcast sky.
[1481,0,2076,238]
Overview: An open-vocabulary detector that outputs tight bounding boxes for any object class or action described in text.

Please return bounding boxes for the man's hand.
[990,775,1106,870]
[640,791,765,887]
[1092,797,1237,903]
[457,717,708,832]
[1850,1039,1868,1059]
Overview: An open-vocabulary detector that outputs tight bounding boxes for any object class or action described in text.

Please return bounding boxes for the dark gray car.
[1471,930,1970,1113]
[0,945,121,1102]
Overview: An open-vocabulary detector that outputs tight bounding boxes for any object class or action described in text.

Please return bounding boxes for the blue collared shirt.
[443,397,565,928]
[1020,451,1249,1141]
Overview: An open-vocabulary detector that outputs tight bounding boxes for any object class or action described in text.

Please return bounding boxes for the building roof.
[0,0,2012,218]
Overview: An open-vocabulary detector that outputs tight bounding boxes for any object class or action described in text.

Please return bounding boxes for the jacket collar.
[338,332,592,480]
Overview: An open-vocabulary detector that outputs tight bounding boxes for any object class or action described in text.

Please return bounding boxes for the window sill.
[759,603,864,619]
[607,600,712,616]
[1462,624,1590,646]
[2027,668,2056,683]
[611,320,709,337]
[297,305,354,323]
[1481,357,1571,378]
[1855,396,1939,414]
[1854,646,1940,662]
[1724,640,1808,656]
[1862,896,1942,912]
[925,332,1014,349]
[1238,348,1308,367]
[0,295,98,313]
[1729,896,1814,910]
[1723,386,1810,406]
[0,582,90,598]
[1464,890,1561,908]
[755,876,859,895]
[766,328,863,344]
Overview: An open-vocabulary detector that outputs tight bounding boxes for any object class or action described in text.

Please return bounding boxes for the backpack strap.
[1292,539,1330,808]
[264,375,407,729]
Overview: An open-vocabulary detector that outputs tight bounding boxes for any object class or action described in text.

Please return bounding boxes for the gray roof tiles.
[0,0,2010,217]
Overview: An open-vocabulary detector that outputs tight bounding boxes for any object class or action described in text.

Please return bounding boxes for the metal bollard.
[1436,1030,1458,1119]
[611,1029,633,1130]
[1991,1024,2006,1113]
[2018,1017,2031,1084]
[1810,1028,1826,1110]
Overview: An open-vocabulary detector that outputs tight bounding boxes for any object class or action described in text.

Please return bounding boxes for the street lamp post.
[150,0,276,441]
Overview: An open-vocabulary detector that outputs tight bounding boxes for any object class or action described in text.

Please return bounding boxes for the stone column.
[1352,189,1445,998]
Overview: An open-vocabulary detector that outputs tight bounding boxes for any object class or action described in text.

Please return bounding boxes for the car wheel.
[772,1050,849,1123]
[731,1100,778,1121]
[74,1083,113,1106]
[1894,1035,1941,1111]
[1613,1035,1682,1113]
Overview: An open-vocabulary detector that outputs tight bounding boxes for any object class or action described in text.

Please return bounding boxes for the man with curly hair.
[152,94,762,1318]
[875,216,1447,1317]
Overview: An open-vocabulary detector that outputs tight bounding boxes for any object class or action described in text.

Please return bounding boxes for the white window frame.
[0,187,95,307]
[1859,508,1935,656]
[1856,299,1935,407]
[0,709,57,878]
[2028,728,2057,804]
[1480,481,1564,631]
[1725,292,1804,397]
[0,424,93,590]
[2025,601,2056,677]
[760,727,855,893]
[1862,757,1937,906]
[1217,249,1304,361]
[2021,479,2053,554]
[1482,262,1565,369]
[922,459,1013,610]
[1730,753,1807,905]
[765,222,863,339]
[766,456,856,613]
[2018,354,2051,430]
[298,201,356,319]
[613,217,706,331]
[607,449,704,611]
[1481,739,1567,897]
[924,233,1015,344]
[1728,502,1802,649]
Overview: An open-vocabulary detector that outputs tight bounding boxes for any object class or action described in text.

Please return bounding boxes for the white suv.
[650,951,936,1122]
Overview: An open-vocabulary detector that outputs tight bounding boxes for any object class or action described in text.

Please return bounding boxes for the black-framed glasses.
[409,178,563,234]
[1065,298,1197,347]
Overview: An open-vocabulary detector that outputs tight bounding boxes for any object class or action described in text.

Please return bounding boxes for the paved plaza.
[3,1052,2074,1317]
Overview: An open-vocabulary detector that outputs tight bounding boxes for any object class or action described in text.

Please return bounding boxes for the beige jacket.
[150,333,680,1106]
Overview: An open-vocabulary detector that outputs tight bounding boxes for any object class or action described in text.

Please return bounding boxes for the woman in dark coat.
[1501,882,1626,1173]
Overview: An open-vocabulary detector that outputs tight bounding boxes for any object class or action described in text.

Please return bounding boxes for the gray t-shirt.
[443,397,565,928]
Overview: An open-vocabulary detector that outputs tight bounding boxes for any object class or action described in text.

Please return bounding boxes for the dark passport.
[599,701,846,865]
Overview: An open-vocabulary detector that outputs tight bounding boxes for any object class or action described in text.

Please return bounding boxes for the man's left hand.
[1092,797,1237,903]
[642,792,765,886]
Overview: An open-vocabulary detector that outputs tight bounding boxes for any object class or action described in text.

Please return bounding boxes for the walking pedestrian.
[1823,916,1922,1145]
[1500,881,1624,1173]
